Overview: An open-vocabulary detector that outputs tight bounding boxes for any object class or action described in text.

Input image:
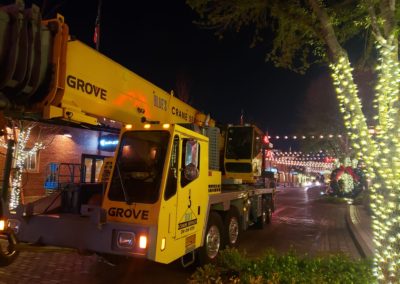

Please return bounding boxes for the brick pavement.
[346,204,374,258]
[0,247,97,284]
[0,245,192,284]
[0,187,373,283]
[302,201,361,259]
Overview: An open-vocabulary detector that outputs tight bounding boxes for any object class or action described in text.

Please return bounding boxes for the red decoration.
[335,165,360,182]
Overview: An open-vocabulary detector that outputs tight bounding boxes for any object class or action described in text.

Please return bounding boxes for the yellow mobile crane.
[0,2,275,267]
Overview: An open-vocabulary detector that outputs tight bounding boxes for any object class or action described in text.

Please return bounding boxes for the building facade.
[0,122,116,204]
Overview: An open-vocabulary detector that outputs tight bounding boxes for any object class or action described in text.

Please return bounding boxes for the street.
[0,186,360,284]
[239,185,360,258]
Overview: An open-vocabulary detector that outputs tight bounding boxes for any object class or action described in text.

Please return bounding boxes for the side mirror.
[183,163,199,181]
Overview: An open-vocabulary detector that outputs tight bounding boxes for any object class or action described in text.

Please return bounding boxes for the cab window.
[164,135,179,200]
[181,139,200,187]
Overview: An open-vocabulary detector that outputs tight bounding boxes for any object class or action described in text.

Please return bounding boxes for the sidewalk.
[345,204,374,258]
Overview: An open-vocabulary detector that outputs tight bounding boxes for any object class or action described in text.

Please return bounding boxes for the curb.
[345,205,374,259]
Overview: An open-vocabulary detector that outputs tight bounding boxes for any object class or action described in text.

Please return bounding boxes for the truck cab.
[102,123,214,264]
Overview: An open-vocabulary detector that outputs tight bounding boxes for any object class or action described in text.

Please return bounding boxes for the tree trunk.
[307,0,345,62]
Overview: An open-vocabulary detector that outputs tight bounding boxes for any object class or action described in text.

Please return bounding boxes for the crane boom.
[0,2,213,127]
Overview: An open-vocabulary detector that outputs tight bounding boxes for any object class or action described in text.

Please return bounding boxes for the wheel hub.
[206,225,220,259]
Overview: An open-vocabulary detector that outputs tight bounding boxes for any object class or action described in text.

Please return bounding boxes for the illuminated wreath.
[330,166,366,197]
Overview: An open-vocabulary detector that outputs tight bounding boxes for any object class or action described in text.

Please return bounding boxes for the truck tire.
[0,230,19,267]
[224,207,241,248]
[198,211,224,265]
[255,198,267,229]
[266,204,272,224]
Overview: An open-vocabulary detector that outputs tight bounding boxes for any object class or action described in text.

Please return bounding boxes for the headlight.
[117,231,135,249]
[0,219,5,231]
[139,235,147,249]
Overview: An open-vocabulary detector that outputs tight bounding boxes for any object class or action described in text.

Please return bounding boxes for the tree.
[187,0,400,281]
[0,120,55,209]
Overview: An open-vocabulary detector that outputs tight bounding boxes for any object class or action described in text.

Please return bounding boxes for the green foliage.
[188,248,375,283]
[320,195,348,204]
[188,264,223,284]
[186,0,376,73]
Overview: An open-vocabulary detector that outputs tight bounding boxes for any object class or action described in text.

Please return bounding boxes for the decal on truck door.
[178,207,197,234]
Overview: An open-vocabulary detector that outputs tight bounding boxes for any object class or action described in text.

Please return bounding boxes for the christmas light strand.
[330,41,400,281]
[369,37,400,281]
[266,158,334,171]
[0,127,45,210]
[273,150,335,160]
[268,134,344,140]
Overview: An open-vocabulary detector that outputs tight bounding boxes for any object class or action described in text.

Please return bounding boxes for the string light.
[1,126,45,210]
[266,150,335,172]
[268,134,345,140]
[330,37,400,282]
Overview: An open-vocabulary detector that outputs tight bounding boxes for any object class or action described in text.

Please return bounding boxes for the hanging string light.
[268,134,344,140]
[0,126,45,210]
[266,150,335,172]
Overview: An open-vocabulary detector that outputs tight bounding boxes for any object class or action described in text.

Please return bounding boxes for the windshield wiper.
[116,162,132,205]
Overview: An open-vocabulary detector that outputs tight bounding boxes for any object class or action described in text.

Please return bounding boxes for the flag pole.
[94,0,102,51]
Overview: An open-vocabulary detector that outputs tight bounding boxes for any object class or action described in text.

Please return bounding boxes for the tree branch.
[380,0,396,38]
[367,0,384,42]
[307,0,344,62]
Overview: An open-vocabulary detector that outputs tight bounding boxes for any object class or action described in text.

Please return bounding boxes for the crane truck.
[0,1,276,267]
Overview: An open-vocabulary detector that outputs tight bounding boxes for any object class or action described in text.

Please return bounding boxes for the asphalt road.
[0,186,360,284]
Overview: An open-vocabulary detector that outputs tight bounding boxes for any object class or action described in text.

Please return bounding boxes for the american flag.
[93,0,102,50]
[93,21,99,44]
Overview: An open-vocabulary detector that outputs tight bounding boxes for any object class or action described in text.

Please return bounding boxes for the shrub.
[188,248,375,283]
[320,195,348,204]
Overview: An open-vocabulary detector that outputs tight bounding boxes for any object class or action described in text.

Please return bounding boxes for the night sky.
[23,0,326,137]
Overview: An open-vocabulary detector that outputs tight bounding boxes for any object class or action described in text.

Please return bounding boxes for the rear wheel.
[224,207,241,248]
[255,198,267,229]
[266,205,272,224]
[0,230,19,267]
[198,212,224,265]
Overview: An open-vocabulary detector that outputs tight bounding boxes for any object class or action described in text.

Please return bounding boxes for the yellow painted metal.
[224,125,265,183]
[101,124,214,264]
[48,40,215,126]
[101,125,161,226]
[224,162,255,183]
[33,14,69,112]
[153,124,211,264]
[207,170,222,195]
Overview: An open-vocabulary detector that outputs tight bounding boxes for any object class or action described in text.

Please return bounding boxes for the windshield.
[225,127,253,159]
[108,131,170,204]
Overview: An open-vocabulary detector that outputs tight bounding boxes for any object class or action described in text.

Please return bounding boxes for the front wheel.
[0,229,19,267]
[198,212,224,265]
